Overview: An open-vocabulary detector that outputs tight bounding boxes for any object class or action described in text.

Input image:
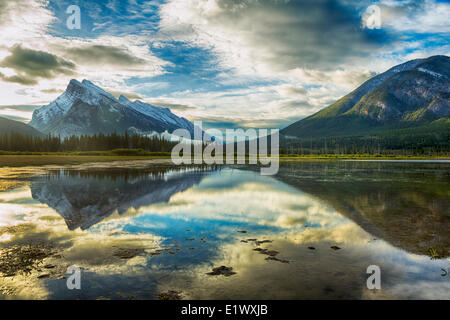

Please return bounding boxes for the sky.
[0,0,448,129]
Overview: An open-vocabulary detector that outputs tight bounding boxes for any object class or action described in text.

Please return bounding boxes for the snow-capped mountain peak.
[80,79,118,102]
[29,79,196,137]
[118,95,131,104]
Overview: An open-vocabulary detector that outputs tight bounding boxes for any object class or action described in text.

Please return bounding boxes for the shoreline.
[0,154,449,167]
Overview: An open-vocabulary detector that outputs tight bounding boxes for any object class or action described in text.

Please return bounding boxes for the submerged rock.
[256,240,272,245]
[206,266,236,277]
[158,290,182,300]
[330,246,342,251]
[265,257,290,264]
[242,238,272,245]
[251,246,289,263]
[254,248,279,257]
[113,248,144,259]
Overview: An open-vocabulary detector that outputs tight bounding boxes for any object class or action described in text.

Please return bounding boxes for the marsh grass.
[0,244,55,277]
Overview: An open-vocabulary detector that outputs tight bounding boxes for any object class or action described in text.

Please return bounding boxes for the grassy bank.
[0,149,171,166]
[279,154,449,160]
[0,155,173,167]
[0,149,448,167]
[0,149,172,157]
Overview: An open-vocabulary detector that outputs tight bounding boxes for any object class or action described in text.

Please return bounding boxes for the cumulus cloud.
[0,0,448,128]
[276,85,308,97]
[0,0,170,105]
[0,0,54,47]
[159,0,391,76]
[151,82,345,129]
[64,45,147,67]
[0,73,38,86]
[377,0,450,34]
[0,45,76,85]
[48,36,170,87]
[288,68,377,90]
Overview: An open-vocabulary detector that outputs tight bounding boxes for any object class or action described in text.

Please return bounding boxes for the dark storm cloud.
[239,0,393,69]
[0,73,38,85]
[166,0,396,71]
[64,45,147,66]
[0,45,76,85]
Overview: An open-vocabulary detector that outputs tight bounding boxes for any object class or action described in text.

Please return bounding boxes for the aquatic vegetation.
[0,244,56,277]
[428,248,440,260]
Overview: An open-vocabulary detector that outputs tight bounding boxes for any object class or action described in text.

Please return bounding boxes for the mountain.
[237,161,449,258]
[282,55,450,141]
[0,116,43,136]
[29,79,195,138]
[272,161,449,258]
[31,167,211,230]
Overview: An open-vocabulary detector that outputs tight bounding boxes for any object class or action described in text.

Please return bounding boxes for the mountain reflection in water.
[30,167,215,230]
[0,161,448,300]
[270,161,450,258]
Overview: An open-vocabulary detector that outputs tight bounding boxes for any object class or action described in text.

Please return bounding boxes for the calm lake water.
[0,160,449,300]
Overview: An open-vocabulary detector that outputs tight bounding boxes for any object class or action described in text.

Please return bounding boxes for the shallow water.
[0,160,449,300]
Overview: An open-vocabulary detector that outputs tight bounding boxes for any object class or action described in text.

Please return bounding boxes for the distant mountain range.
[282,55,449,144]
[0,116,42,137]
[1,56,448,152]
[28,79,195,138]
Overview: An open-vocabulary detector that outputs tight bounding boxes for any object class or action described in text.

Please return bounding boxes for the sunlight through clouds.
[0,0,448,129]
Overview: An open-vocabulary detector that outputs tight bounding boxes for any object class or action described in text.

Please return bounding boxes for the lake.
[0,160,449,299]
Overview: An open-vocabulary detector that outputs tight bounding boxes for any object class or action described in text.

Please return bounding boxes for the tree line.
[280,135,449,156]
[1,131,448,156]
[0,132,179,153]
